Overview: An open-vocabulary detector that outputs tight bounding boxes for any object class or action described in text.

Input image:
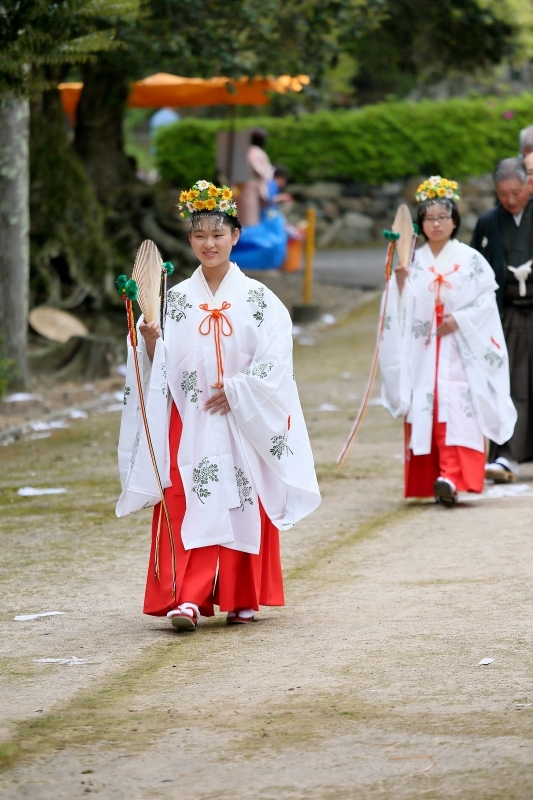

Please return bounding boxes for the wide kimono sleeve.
[223,294,320,528]
[451,249,517,444]
[115,326,171,517]
[379,272,415,418]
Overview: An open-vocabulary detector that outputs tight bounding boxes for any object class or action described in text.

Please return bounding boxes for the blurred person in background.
[235,128,274,227]
[380,177,515,508]
[471,157,533,481]
[519,125,533,157]
[268,165,293,206]
[524,151,533,192]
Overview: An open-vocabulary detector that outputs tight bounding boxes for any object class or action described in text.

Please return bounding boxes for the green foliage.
[0,0,140,95]
[0,336,17,398]
[345,0,516,104]
[30,89,115,308]
[156,95,533,186]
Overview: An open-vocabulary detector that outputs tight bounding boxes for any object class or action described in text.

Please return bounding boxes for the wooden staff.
[337,205,416,468]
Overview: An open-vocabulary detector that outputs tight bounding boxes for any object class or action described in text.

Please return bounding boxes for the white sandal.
[227,608,255,625]
[167,602,199,631]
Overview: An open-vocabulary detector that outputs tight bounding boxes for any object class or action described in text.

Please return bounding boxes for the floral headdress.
[415,176,461,203]
[178,179,238,221]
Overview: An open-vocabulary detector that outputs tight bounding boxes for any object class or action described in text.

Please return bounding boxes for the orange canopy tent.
[59,73,310,124]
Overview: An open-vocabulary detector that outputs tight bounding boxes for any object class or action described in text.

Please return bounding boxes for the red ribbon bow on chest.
[428,263,460,304]
[425,264,460,347]
[199,301,233,388]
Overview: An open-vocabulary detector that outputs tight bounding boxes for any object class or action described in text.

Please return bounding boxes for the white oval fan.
[132,240,163,323]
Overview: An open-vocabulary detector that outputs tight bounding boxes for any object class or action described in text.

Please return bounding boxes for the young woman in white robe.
[380,177,516,507]
[116,181,320,629]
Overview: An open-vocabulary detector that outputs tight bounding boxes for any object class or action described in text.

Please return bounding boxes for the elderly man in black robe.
[471,157,531,481]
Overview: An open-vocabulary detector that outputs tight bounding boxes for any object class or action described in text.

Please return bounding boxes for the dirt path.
[1,300,533,799]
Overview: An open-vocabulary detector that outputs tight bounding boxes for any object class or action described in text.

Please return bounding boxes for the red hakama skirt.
[143,403,285,617]
[404,307,486,498]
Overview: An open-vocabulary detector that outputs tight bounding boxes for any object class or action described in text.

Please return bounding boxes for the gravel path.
[1,299,532,799]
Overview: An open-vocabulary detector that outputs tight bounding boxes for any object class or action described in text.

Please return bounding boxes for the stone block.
[338,197,364,212]
[300,182,343,200]
[321,200,340,221]
[338,212,374,245]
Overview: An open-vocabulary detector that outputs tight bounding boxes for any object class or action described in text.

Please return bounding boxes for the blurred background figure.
[471,157,533,480]
[268,165,292,207]
[519,125,533,157]
[150,107,180,137]
[235,128,274,227]
[232,130,288,270]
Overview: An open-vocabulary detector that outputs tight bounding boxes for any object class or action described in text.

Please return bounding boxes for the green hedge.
[156,94,533,187]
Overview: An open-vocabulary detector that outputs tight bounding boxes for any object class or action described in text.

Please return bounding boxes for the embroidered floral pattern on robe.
[467,254,483,282]
[244,361,274,379]
[413,319,431,340]
[167,291,192,322]
[192,457,219,503]
[181,370,202,406]
[459,387,474,417]
[484,348,504,368]
[247,287,267,326]
[270,432,293,460]
[234,467,253,511]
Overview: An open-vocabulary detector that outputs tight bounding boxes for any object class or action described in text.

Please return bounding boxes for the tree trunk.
[74,54,133,204]
[0,94,30,386]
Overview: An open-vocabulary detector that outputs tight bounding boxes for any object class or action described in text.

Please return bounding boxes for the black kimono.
[471,200,533,463]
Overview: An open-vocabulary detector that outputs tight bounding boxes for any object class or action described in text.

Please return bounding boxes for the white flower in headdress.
[219,199,231,211]
[229,202,238,214]
[429,176,440,185]
[420,191,428,201]
[445,189,453,198]
[186,202,195,212]
[196,180,210,190]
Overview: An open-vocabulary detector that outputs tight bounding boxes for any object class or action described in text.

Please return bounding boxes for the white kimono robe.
[380,239,517,456]
[116,263,320,554]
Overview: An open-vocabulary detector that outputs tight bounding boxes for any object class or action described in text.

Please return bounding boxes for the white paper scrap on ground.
[341,372,351,379]
[318,403,339,411]
[478,658,494,666]
[467,484,533,501]
[298,336,316,346]
[36,656,88,666]
[18,486,67,497]
[14,611,65,622]
[292,324,302,336]
[3,393,42,403]
[30,421,50,432]
[368,397,385,407]
[113,391,124,402]
[69,408,88,419]
[104,403,123,412]
[115,363,127,377]
[321,314,336,325]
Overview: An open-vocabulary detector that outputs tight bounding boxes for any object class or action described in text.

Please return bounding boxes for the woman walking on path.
[380,177,516,507]
[116,180,320,629]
